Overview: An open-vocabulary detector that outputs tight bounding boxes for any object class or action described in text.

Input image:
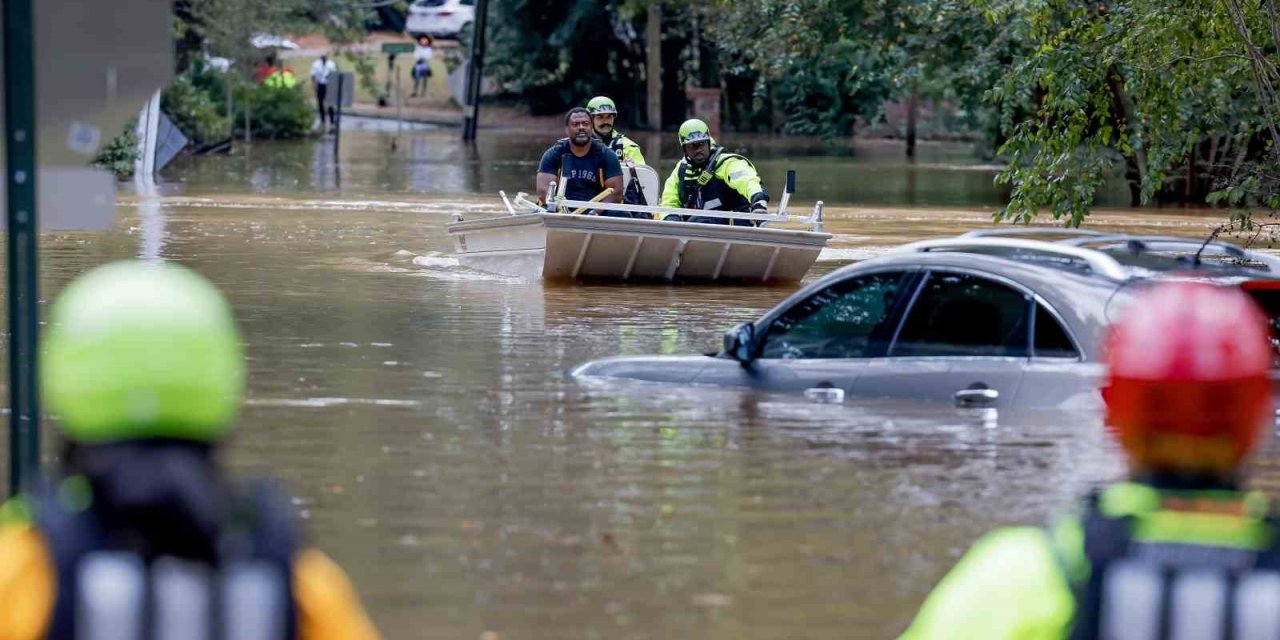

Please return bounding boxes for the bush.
[233,83,315,140]
[91,123,140,179]
[162,74,229,145]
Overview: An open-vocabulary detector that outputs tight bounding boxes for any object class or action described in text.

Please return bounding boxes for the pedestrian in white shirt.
[411,36,433,98]
[310,54,339,131]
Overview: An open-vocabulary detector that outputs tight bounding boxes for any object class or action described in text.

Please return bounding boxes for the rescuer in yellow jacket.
[899,281,1280,640]
[586,96,649,206]
[0,261,381,640]
[659,118,768,225]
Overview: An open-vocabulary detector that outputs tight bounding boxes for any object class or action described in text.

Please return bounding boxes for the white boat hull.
[448,213,830,283]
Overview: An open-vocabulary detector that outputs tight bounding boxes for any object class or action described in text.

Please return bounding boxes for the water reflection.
[161,128,1135,208]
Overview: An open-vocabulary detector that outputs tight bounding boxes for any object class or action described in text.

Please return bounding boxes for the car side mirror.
[723,322,757,365]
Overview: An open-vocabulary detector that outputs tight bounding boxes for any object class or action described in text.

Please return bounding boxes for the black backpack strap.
[225,478,300,640]
[33,481,108,640]
[1068,490,1133,640]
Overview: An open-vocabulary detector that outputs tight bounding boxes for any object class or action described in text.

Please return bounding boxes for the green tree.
[984,0,1280,226]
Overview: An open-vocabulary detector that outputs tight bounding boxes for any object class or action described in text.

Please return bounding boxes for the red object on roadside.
[1103,281,1274,475]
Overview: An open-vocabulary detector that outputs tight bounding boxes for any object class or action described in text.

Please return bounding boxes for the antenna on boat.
[776,170,796,217]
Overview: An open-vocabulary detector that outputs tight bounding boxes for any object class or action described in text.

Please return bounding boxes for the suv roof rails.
[961,228,1107,239]
[1064,235,1280,273]
[898,237,1130,280]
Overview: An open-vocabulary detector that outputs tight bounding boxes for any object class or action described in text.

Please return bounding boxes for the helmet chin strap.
[687,145,720,168]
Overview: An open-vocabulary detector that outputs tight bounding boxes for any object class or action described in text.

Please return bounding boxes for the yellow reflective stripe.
[0,498,32,527]
[294,549,383,640]
[1099,483,1274,549]
[659,164,682,208]
[1132,511,1272,550]
[1051,515,1090,585]
[1099,482,1161,517]
[0,526,55,640]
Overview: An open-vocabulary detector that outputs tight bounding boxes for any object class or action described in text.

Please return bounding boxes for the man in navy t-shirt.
[537,107,623,214]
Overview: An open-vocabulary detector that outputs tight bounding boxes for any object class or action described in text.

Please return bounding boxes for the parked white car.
[406,0,475,40]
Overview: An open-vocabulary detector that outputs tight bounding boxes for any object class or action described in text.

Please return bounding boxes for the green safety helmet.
[678,119,712,146]
[42,261,246,444]
[586,96,617,115]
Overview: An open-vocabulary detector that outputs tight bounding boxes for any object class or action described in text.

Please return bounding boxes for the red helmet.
[1103,281,1274,476]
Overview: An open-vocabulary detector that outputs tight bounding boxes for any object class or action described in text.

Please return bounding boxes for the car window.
[414,0,447,6]
[460,0,476,5]
[1033,304,1078,358]
[891,271,1030,357]
[760,272,910,359]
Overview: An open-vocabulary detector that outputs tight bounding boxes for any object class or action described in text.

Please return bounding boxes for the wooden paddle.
[571,188,615,215]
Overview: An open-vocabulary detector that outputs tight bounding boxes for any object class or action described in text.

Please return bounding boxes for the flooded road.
[1,128,1264,638]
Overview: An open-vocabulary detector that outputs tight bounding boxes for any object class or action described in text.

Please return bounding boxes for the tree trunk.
[1106,65,1148,203]
[646,3,662,131]
[905,81,919,159]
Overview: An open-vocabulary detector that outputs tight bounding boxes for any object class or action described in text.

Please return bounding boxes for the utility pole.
[5,0,40,496]
[646,3,662,131]
[461,0,490,141]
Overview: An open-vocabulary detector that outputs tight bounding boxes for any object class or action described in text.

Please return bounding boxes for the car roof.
[778,230,1280,361]
[915,229,1280,281]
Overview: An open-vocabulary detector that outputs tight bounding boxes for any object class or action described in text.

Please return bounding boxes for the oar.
[571,188,615,215]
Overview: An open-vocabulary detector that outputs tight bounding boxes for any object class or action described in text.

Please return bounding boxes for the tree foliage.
[985,0,1280,226]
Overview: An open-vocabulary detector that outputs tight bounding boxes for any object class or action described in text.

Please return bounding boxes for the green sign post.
[381,42,415,55]
[5,0,40,497]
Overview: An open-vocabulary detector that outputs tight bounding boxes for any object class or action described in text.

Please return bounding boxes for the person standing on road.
[310,53,339,132]
[659,118,768,225]
[0,261,382,640]
[898,281,1280,639]
[411,36,433,98]
[585,95,648,206]
[536,107,623,214]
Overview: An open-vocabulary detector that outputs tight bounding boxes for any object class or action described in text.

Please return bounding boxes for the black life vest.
[675,148,756,212]
[600,132,647,206]
[35,479,298,640]
[1069,490,1280,640]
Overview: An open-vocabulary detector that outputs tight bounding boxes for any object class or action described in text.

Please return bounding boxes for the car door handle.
[804,386,845,404]
[954,387,999,408]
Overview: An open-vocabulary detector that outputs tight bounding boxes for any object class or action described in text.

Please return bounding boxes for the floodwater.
[2,126,1271,638]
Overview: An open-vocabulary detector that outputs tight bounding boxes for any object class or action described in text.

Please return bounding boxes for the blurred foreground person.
[660,119,768,225]
[900,281,1280,639]
[0,261,380,640]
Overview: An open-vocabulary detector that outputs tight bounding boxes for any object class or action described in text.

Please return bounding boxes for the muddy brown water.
[3,127,1276,638]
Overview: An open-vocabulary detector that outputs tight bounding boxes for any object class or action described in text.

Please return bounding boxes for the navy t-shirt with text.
[538,139,622,202]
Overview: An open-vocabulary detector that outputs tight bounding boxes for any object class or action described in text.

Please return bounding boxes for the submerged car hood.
[571,355,716,384]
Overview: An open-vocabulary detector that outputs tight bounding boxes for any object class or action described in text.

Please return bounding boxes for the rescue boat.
[446,168,831,283]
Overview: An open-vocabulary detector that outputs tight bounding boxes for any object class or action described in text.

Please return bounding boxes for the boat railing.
[491,171,827,233]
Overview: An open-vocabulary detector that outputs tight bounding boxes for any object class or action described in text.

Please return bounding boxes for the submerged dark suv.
[573,229,1280,408]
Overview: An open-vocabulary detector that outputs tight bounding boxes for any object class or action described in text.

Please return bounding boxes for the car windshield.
[413,0,448,6]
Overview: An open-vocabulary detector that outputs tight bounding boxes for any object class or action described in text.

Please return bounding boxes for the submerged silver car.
[573,230,1280,408]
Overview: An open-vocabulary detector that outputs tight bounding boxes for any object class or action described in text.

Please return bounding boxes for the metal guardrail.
[898,237,1131,280]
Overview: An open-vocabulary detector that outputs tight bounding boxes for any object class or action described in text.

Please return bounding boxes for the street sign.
[381,42,415,55]
[3,0,172,497]
[322,72,357,109]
